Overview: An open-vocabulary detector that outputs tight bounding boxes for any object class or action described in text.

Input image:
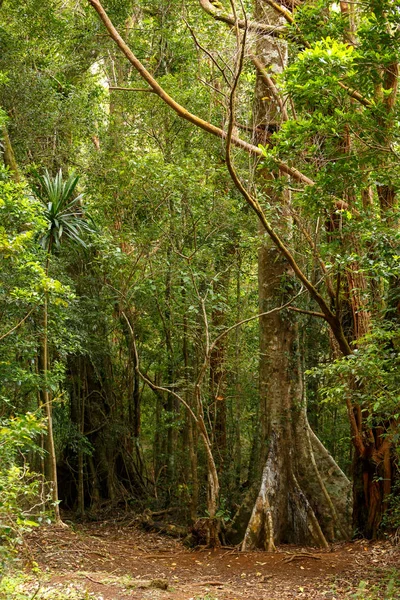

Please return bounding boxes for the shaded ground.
[17,521,400,599]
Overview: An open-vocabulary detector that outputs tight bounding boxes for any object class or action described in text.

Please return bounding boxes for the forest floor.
[12,520,400,600]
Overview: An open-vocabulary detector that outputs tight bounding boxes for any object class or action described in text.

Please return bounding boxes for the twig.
[183,17,231,85]
[192,581,224,587]
[0,304,38,341]
[85,574,107,585]
[109,86,155,92]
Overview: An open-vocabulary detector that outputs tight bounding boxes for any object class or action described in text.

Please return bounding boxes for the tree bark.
[42,252,62,524]
[241,1,351,549]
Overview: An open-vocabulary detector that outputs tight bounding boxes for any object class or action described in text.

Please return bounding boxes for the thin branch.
[121,311,198,424]
[201,298,210,357]
[287,306,326,319]
[88,0,315,186]
[198,0,286,37]
[183,17,231,86]
[338,81,373,108]
[209,288,307,359]
[0,305,38,341]
[198,77,227,98]
[289,208,336,300]
[223,3,351,357]
[109,86,156,92]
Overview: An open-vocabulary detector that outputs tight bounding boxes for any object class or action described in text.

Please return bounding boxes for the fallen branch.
[85,575,106,585]
[282,552,322,563]
[192,581,224,587]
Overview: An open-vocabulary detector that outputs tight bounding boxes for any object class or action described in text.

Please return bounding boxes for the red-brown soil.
[20,521,400,599]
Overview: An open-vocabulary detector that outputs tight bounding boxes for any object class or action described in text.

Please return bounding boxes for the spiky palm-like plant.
[35,169,92,252]
[34,169,92,524]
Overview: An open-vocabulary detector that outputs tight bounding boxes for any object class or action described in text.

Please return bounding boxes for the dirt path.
[20,522,400,599]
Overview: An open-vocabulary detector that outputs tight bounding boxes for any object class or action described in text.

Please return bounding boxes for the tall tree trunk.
[233,251,242,489]
[242,2,351,549]
[165,240,177,487]
[348,32,398,537]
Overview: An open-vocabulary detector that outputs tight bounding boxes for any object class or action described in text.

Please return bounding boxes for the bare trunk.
[209,254,231,469]
[183,297,199,521]
[233,253,242,488]
[77,360,85,517]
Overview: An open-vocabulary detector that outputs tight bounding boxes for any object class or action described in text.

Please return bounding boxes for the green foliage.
[0,167,77,411]
[312,326,400,429]
[0,413,47,567]
[350,572,400,600]
[0,573,101,600]
[286,38,357,109]
[381,478,400,533]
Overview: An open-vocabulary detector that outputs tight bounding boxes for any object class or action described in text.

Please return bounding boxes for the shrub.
[0,412,47,567]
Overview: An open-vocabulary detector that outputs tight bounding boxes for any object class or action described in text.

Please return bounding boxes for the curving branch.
[223,8,352,357]
[0,305,38,341]
[88,0,352,354]
[88,0,314,186]
[89,0,259,155]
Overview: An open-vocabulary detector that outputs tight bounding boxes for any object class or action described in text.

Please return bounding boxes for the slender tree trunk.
[165,241,177,487]
[345,24,398,536]
[1,124,20,181]
[42,253,62,524]
[182,289,199,521]
[209,254,230,470]
[88,454,101,510]
[77,358,85,517]
[233,252,242,489]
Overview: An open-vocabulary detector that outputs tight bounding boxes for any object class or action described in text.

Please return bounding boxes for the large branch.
[89,0,258,155]
[88,0,352,356]
[88,0,314,186]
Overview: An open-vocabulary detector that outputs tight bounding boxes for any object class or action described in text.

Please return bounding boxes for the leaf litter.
[13,521,400,599]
